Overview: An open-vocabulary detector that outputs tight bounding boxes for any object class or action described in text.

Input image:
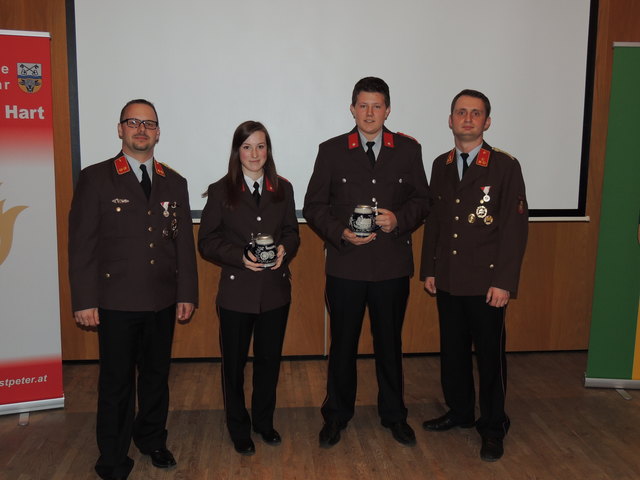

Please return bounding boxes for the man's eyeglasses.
[120,118,159,130]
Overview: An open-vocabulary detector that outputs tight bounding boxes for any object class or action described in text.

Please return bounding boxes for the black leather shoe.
[319,421,344,448]
[422,414,475,431]
[480,436,504,462]
[256,428,281,445]
[147,448,176,468]
[381,420,417,446]
[233,437,256,456]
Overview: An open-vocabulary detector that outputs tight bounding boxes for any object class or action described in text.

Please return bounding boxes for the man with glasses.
[69,99,198,480]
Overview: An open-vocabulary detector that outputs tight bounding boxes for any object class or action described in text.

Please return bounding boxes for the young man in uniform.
[304,77,430,448]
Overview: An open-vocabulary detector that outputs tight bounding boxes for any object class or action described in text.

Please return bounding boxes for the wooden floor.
[1,352,640,479]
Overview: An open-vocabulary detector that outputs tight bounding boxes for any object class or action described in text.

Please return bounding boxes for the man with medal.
[304,77,430,448]
[420,89,528,462]
[68,99,198,480]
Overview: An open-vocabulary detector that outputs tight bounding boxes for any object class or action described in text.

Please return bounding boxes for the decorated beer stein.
[348,205,378,237]
[246,233,277,267]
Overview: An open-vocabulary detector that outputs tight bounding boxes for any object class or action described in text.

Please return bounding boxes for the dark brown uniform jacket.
[198,176,299,314]
[68,153,199,312]
[303,127,430,281]
[420,142,528,296]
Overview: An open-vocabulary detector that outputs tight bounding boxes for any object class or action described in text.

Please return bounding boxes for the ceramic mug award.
[348,205,378,237]
[246,233,277,267]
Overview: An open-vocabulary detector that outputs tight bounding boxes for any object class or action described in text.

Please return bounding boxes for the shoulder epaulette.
[396,131,419,144]
[492,147,515,160]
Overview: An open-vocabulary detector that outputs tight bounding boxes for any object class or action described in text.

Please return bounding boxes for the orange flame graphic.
[0,195,28,265]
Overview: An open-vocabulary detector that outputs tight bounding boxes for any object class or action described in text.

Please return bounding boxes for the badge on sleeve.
[518,196,526,214]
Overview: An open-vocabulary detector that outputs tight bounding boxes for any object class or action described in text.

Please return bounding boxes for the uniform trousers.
[322,275,409,425]
[95,305,176,480]
[435,290,510,439]
[218,304,289,441]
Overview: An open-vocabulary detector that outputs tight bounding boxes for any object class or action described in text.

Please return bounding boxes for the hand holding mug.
[375,208,397,233]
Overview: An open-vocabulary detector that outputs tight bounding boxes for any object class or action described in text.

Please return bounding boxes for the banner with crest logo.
[0,30,64,415]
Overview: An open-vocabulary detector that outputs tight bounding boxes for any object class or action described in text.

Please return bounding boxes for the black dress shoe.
[147,448,177,468]
[422,414,475,431]
[319,421,344,448]
[480,436,504,462]
[255,428,282,445]
[381,420,417,446]
[233,437,256,456]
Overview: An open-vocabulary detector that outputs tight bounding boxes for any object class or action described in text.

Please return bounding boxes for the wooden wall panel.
[3,0,639,360]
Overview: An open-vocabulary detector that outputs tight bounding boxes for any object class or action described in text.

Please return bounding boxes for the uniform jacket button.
[230,275,235,280]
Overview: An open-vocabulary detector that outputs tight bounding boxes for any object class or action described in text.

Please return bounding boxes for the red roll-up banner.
[0,30,64,415]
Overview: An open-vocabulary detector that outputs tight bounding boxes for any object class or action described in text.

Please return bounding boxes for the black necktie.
[460,152,469,179]
[252,181,260,205]
[366,141,376,168]
[140,164,151,198]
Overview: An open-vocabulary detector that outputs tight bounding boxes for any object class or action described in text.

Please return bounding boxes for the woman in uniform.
[198,121,299,455]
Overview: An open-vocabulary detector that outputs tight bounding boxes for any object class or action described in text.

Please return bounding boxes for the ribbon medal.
[481,186,491,203]
[161,201,170,217]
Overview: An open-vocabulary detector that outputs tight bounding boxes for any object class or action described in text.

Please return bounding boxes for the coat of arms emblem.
[17,63,43,94]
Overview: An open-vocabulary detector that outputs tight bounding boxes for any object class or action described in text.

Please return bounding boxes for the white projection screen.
[70,0,595,219]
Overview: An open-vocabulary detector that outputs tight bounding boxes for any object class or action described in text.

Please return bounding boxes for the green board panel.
[586,45,640,379]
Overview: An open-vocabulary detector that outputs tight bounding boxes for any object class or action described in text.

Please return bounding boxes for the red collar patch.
[113,156,131,175]
[265,177,275,192]
[154,160,166,177]
[348,132,360,149]
[446,149,455,165]
[383,132,394,148]
[476,148,491,167]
